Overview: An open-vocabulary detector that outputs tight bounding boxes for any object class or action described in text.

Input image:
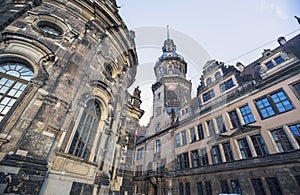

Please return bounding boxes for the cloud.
[260,0,298,19]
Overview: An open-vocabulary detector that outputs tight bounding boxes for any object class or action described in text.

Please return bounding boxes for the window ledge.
[55,151,98,166]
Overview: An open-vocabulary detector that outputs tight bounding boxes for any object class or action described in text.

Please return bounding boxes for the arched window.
[69,99,101,160]
[215,72,221,80]
[0,62,34,122]
[206,77,212,86]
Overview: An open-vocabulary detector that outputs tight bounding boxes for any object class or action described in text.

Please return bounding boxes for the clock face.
[166,83,177,91]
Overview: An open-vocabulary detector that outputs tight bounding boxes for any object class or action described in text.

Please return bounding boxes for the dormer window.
[220,79,234,92]
[203,89,215,102]
[274,56,284,64]
[206,78,212,86]
[215,72,221,80]
[265,61,275,69]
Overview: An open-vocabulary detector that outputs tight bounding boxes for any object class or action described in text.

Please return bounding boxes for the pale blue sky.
[117,0,300,125]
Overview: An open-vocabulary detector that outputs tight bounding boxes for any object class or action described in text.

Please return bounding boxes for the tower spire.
[167,25,170,40]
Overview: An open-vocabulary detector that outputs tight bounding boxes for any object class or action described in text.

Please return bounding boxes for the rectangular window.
[185,183,191,195]
[255,90,293,119]
[271,90,293,113]
[238,138,252,159]
[205,181,212,195]
[216,115,226,133]
[200,149,209,166]
[265,61,275,69]
[223,142,234,161]
[251,178,266,195]
[176,133,181,147]
[274,56,285,64]
[198,124,205,140]
[266,177,282,195]
[228,110,241,129]
[137,148,144,160]
[207,119,216,136]
[137,149,140,160]
[179,183,184,195]
[191,150,199,168]
[240,104,255,124]
[251,134,269,156]
[271,129,293,152]
[291,82,300,98]
[211,145,222,164]
[183,152,190,169]
[181,130,187,145]
[190,127,197,142]
[231,180,242,194]
[197,182,204,195]
[256,97,276,119]
[203,89,215,102]
[289,123,300,145]
[220,180,229,194]
[220,78,235,92]
[177,155,182,170]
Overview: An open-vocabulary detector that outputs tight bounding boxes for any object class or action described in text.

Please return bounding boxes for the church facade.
[133,32,300,195]
[0,0,144,194]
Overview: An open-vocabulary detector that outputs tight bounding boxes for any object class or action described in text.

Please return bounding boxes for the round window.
[37,21,63,36]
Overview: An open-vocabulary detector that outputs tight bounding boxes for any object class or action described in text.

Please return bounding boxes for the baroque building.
[133,31,300,194]
[0,0,144,194]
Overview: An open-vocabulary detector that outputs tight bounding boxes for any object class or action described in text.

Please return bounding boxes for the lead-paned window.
[0,62,34,122]
[198,124,205,140]
[240,104,255,124]
[185,183,191,195]
[231,180,242,194]
[289,123,300,145]
[207,119,216,136]
[271,129,293,152]
[69,100,101,160]
[220,180,229,194]
[223,142,234,161]
[238,138,252,159]
[266,177,282,195]
[190,127,197,142]
[211,145,222,164]
[216,115,226,133]
[255,90,293,119]
[251,134,269,156]
[205,181,212,195]
[228,110,241,129]
[197,182,204,195]
[176,133,181,147]
[191,150,199,168]
[251,178,266,195]
[181,130,187,145]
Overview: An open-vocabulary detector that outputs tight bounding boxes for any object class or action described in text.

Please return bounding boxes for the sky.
[116,0,300,125]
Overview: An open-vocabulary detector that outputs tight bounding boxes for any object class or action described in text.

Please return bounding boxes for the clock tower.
[151,27,192,123]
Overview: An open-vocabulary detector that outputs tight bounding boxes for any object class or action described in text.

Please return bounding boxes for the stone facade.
[0,0,143,194]
[133,33,300,195]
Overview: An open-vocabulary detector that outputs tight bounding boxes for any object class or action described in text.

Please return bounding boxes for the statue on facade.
[133,86,141,99]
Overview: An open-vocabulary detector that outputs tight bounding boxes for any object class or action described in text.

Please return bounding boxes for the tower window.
[0,62,34,122]
[69,100,101,160]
